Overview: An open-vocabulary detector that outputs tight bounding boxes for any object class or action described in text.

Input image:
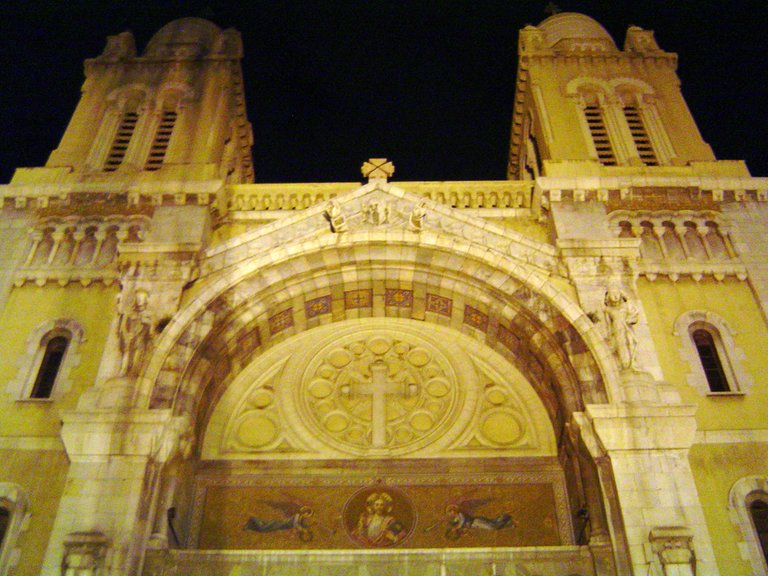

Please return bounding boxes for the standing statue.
[118,289,153,376]
[603,286,639,370]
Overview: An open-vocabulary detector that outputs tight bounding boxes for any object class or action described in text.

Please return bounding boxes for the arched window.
[30,334,70,399]
[691,328,729,392]
[674,311,751,396]
[580,94,617,166]
[6,319,85,401]
[730,478,768,575]
[144,108,177,171]
[751,498,768,564]
[104,107,139,172]
[0,485,30,574]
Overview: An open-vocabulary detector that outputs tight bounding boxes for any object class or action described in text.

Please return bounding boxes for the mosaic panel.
[385,289,414,307]
[197,481,560,550]
[497,324,521,354]
[305,295,332,319]
[268,308,294,335]
[425,293,452,317]
[463,305,489,332]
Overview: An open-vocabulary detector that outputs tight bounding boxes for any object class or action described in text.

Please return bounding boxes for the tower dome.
[537,12,616,51]
[143,17,222,58]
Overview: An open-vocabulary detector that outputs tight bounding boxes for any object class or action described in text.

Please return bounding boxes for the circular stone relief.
[479,409,525,446]
[236,413,278,448]
[294,328,463,454]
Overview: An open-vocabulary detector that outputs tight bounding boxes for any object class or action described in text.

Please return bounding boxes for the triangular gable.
[201,181,558,278]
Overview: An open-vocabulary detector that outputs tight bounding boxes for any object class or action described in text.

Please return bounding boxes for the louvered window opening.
[145,110,177,171]
[624,105,658,165]
[584,105,616,165]
[104,112,138,172]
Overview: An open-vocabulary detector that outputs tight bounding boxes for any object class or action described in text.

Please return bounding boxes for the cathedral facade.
[1,13,767,576]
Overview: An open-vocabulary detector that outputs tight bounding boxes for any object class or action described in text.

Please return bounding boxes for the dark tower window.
[751,499,768,564]
[145,110,177,171]
[104,111,139,172]
[584,104,616,165]
[31,335,69,399]
[691,328,729,392]
[623,105,658,165]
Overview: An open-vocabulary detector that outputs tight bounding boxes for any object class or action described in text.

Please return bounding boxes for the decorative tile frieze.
[268,308,294,335]
[497,324,522,354]
[425,293,452,317]
[463,305,489,332]
[384,289,413,307]
[305,295,332,318]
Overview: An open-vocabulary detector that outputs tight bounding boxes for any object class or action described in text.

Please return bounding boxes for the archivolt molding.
[137,185,623,430]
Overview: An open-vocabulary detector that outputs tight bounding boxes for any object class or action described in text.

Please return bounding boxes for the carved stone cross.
[361,158,395,182]
[356,360,401,447]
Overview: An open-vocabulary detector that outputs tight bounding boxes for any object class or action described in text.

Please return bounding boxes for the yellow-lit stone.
[237,415,278,447]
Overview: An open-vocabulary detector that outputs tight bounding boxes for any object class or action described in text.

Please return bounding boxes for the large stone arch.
[133,192,630,568]
[138,209,623,427]
[138,238,620,438]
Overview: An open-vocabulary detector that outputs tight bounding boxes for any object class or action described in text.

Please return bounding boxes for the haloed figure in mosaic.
[351,492,407,547]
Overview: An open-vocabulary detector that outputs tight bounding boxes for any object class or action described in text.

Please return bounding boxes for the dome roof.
[144,17,222,58]
[537,12,616,50]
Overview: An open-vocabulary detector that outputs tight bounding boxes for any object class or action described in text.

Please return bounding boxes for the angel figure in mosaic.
[245,498,315,542]
[443,494,516,541]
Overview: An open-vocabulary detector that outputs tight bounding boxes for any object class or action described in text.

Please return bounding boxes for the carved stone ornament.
[62,531,110,575]
[118,289,153,377]
[648,526,696,575]
[324,200,348,233]
[205,319,554,460]
[603,285,639,370]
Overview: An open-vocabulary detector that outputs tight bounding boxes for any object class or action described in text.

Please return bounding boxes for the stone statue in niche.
[603,286,639,370]
[118,289,153,377]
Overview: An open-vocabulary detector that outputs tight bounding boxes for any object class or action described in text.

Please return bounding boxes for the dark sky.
[1,1,767,184]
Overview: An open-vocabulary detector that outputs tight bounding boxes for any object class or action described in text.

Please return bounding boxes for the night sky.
[1,1,767,184]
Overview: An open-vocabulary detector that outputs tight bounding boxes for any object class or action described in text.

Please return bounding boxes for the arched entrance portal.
[138,206,629,574]
[194,318,565,549]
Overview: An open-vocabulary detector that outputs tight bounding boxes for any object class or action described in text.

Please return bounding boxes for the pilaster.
[580,404,717,576]
[41,410,175,576]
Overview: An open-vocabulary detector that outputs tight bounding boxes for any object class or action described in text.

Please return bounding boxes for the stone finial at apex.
[362,158,395,182]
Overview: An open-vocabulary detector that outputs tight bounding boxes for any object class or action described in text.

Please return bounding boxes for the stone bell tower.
[32,17,254,185]
[508,12,720,180]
